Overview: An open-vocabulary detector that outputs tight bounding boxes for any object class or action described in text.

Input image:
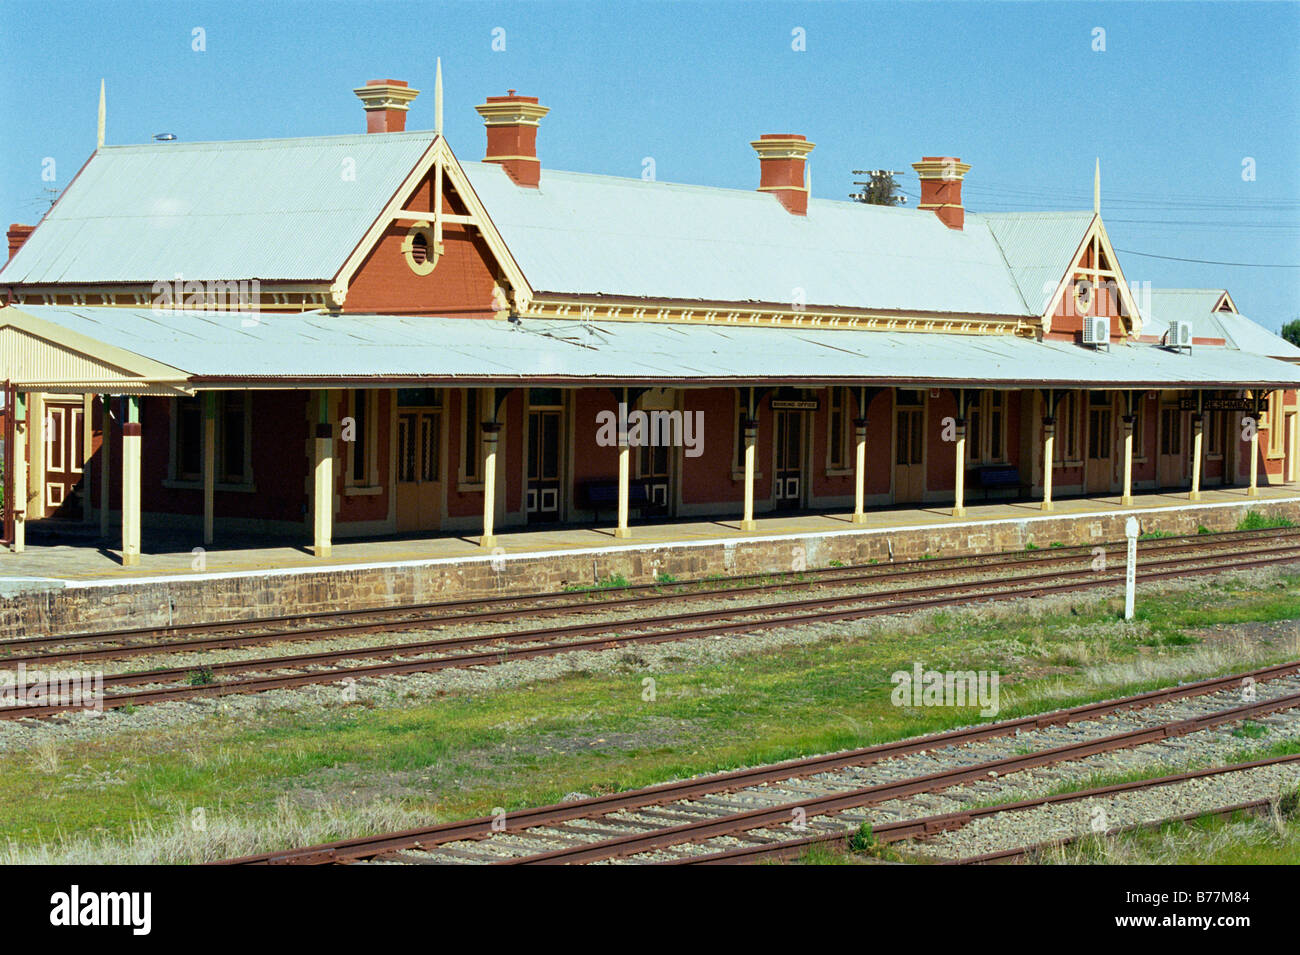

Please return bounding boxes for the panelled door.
[1157,403,1186,488]
[44,401,86,519]
[395,407,442,531]
[1085,393,1114,493]
[639,442,670,514]
[773,409,804,509]
[527,409,562,522]
[894,390,925,503]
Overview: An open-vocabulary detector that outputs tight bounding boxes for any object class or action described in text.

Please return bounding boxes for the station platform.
[1,484,1297,638]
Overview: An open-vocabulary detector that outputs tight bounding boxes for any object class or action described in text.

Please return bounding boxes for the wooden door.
[773,410,804,509]
[1157,405,1186,488]
[527,409,562,522]
[894,391,925,503]
[638,441,671,514]
[1085,397,1114,493]
[395,409,442,531]
[43,402,86,519]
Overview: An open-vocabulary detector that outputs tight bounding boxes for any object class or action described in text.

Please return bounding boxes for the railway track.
[7,525,1298,664]
[676,754,1300,865]
[216,662,1300,864]
[5,528,1300,720]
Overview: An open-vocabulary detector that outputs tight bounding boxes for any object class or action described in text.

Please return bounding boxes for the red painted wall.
[344,173,503,316]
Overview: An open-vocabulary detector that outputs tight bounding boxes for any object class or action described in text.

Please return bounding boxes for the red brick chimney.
[353,79,420,133]
[750,135,815,215]
[911,156,972,230]
[7,224,34,261]
[474,90,550,187]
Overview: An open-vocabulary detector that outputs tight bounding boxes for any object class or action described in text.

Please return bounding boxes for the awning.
[4,304,1300,392]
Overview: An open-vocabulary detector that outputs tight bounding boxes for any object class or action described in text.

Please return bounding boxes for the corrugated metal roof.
[977,211,1095,315]
[11,305,1300,388]
[1144,289,1300,360]
[461,162,1034,316]
[0,132,437,284]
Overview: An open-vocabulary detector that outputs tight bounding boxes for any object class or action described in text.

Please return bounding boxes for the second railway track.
[4,527,1300,720]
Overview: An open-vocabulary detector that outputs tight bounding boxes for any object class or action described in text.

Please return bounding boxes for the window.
[1053,392,1081,464]
[1267,391,1285,457]
[346,389,379,487]
[171,392,250,486]
[731,391,765,476]
[826,387,848,471]
[461,388,484,484]
[219,392,248,483]
[966,392,1007,465]
[1129,395,1145,457]
[1159,406,1182,456]
[397,388,443,408]
[1206,410,1224,458]
[175,396,202,481]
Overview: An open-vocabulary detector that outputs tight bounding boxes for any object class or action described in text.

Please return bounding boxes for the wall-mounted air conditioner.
[1167,320,1193,353]
[1082,316,1110,350]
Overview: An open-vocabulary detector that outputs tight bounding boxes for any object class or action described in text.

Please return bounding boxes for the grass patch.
[1237,511,1296,531]
[3,569,1299,862]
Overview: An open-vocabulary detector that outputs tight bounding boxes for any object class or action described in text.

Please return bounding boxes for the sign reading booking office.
[595,403,705,458]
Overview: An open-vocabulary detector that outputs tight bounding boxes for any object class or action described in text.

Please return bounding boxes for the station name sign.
[771,399,820,411]
[1177,397,1255,412]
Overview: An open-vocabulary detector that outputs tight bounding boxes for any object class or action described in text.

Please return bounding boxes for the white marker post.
[1124,516,1139,621]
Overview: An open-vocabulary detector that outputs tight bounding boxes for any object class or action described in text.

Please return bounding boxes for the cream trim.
[524,296,1025,335]
[0,306,192,393]
[1041,214,1143,339]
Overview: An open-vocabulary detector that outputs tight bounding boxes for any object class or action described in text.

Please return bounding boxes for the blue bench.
[975,465,1023,498]
[582,480,651,521]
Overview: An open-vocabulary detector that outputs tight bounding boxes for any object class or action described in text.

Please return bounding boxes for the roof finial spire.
[435,57,444,135]
[1094,157,1100,214]
[97,79,106,150]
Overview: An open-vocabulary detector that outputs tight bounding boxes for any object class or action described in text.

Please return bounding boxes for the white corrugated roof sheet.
[978,211,1096,315]
[12,306,1300,388]
[461,162,1034,316]
[0,132,438,284]
[1143,289,1300,360]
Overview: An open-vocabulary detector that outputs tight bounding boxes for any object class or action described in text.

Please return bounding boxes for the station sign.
[1177,397,1255,412]
[771,399,820,411]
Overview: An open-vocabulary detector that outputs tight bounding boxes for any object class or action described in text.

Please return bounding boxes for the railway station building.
[2,79,1299,565]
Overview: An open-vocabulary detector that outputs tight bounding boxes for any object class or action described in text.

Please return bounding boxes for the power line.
[1113,248,1300,268]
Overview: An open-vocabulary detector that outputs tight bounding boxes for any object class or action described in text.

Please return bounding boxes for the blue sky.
[2,0,1297,329]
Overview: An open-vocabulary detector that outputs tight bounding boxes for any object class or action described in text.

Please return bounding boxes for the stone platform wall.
[4,497,1298,638]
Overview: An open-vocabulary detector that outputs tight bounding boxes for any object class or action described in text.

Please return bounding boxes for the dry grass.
[0,795,426,865]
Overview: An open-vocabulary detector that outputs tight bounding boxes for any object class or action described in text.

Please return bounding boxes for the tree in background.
[850,170,907,206]
[1282,318,1300,347]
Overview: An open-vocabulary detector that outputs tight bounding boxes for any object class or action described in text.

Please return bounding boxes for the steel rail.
[673,753,1300,864]
[215,662,1300,864]
[9,524,1298,656]
[497,692,1300,865]
[9,540,1300,710]
[8,540,1300,720]
[943,799,1279,865]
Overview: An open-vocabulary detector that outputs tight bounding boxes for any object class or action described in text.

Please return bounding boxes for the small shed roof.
[1143,289,1300,360]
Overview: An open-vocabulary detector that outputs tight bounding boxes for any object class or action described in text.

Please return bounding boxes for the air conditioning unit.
[1167,320,1193,352]
[1082,316,1110,349]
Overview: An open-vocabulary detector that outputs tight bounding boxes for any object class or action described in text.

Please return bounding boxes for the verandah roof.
[4,305,1300,393]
